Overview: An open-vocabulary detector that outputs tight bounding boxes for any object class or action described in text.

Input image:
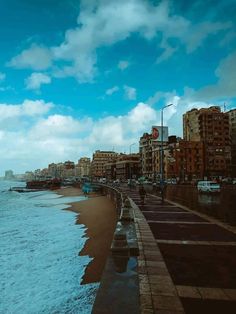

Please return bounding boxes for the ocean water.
[0,181,99,314]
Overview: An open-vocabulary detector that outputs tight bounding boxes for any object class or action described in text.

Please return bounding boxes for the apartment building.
[139,130,168,180]
[183,106,231,178]
[91,150,118,178]
[167,139,204,181]
[227,109,236,177]
[77,157,91,177]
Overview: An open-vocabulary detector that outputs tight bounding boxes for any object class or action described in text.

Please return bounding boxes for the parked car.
[197,181,220,193]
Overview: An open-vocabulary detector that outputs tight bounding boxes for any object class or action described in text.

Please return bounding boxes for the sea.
[0,181,99,314]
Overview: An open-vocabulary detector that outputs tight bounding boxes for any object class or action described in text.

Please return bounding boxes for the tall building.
[183,106,231,178]
[4,170,14,180]
[183,108,200,141]
[77,157,91,177]
[91,150,118,178]
[166,138,204,181]
[139,131,168,179]
[104,153,140,181]
[227,109,236,177]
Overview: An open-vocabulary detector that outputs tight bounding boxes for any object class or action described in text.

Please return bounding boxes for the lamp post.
[160,103,173,203]
[128,143,136,184]
[129,142,136,154]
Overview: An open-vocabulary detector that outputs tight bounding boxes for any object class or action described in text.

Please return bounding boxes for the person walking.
[139,185,146,205]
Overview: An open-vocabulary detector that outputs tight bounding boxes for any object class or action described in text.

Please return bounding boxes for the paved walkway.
[119,187,236,314]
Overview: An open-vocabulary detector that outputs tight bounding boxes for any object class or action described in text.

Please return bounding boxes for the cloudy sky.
[0,0,236,175]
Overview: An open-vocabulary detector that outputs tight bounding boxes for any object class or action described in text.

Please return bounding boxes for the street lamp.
[160,103,174,203]
[128,143,137,184]
[129,142,136,154]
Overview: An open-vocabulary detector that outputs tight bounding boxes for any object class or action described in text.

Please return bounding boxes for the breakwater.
[92,185,140,314]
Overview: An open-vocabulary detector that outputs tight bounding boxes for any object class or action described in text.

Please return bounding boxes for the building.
[4,170,14,180]
[183,106,231,178]
[183,108,201,141]
[166,138,204,182]
[77,157,91,177]
[139,130,168,180]
[91,150,118,178]
[104,153,140,181]
[227,109,236,177]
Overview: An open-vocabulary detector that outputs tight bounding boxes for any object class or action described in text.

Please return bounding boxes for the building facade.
[183,106,231,178]
[166,139,204,182]
[91,150,118,178]
[227,109,236,177]
[77,157,91,177]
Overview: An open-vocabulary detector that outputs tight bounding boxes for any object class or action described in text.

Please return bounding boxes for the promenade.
[118,186,236,313]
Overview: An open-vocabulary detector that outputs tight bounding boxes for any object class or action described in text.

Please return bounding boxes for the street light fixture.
[160,103,174,203]
[129,142,136,154]
[128,143,137,184]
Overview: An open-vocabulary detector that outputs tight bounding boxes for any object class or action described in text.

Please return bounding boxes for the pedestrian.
[139,185,146,205]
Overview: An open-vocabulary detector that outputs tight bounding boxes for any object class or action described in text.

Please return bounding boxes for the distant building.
[166,138,204,182]
[78,157,91,177]
[91,150,118,178]
[104,153,140,180]
[227,109,236,177]
[4,170,14,180]
[139,130,168,179]
[183,108,201,141]
[183,106,231,178]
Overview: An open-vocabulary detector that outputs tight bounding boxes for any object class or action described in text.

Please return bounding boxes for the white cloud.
[124,85,137,100]
[9,0,231,82]
[25,73,51,90]
[184,21,232,53]
[105,86,119,95]
[0,99,53,121]
[8,44,52,70]
[118,60,130,70]
[2,95,233,175]
[0,72,6,82]
[0,100,160,174]
[156,39,177,64]
[191,50,236,100]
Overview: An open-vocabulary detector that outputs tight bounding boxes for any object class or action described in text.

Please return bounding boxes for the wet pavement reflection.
[143,184,236,226]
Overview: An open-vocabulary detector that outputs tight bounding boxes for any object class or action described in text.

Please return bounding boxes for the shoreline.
[57,187,117,284]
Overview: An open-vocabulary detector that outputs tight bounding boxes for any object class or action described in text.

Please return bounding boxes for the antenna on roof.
[223,102,227,112]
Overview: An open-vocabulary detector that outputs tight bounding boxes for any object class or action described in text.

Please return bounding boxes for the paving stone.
[147,266,169,274]
[140,294,153,310]
[146,261,166,267]
[176,285,201,298]
[149,275,173,285]
[139,274,149,285]
[141,309,154,314]
[151,282,177,296]
[140,283,151,295]
[223,289,236,300]
[144,250,162,256]
[138,260,146,267]
[198,287,229,300]
[153,295,184,311]
[155,310,185,314]
[138,265,148,274]
[145,256,164,262]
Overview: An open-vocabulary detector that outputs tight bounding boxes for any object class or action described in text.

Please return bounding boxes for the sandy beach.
[58,187,117,284]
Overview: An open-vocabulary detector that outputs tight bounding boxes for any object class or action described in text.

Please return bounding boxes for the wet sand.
[58,187,117,284]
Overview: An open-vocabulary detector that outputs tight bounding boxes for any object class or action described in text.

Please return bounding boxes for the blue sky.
[0,0,236,175]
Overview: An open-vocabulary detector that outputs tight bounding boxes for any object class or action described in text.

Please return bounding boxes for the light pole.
[129,143,136,184]
[129,142,136,154]
[160,103,173,203]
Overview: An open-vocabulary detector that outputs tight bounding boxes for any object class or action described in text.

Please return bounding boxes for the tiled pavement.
[119,187,236,314]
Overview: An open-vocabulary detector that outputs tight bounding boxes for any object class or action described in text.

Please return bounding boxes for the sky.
[0,0,236,175]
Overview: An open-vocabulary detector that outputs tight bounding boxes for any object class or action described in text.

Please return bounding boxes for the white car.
[197,181,220,193]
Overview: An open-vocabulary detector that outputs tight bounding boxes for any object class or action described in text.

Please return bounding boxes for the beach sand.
[58,187,117,284]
